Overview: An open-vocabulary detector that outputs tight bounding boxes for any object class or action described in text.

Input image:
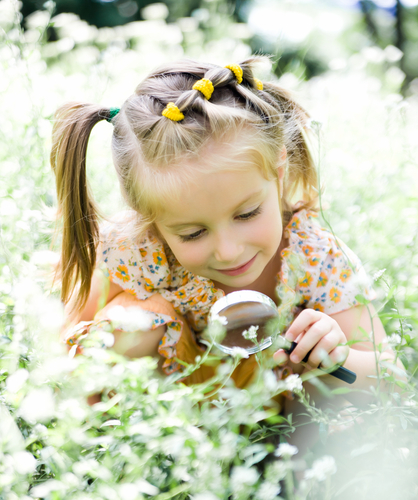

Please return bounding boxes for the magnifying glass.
[208,290,356,384]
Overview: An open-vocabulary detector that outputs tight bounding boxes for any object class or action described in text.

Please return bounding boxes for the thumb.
[273,349,289,366]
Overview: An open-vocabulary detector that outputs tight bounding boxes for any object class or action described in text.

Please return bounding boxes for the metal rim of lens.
[208,290,279,356]
[214,337,273,356]
[208,290,277,322]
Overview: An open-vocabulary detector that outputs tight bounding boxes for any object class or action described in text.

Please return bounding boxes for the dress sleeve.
[280,210,376,317]
[302,236,376,315]
[96,212,185,374]
[98,211,172,299]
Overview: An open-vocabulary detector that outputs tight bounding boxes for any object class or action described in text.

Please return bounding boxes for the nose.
[213,230,244,265]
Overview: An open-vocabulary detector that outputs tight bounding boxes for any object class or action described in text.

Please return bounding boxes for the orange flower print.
[329,287,342,303]
[290,217,301,230]
[331,267,337,275]
[298,232,308,240]
[301,294,310,305]
[170,321,182,332]
[115,264,130,282]
[117,239,127,251]
[340,268,352,282]
[313,303,324,312]
[282,248,291,259]
[302,245,314,256]
[299,272,313,288]
[175,289,186,299]
[317,272,328,287]
[190,293,208,307]
[144,278,154,292]
[126,288,137,296]
[140,248,148,259]
[308,254,320,266]
[153,250,167,267]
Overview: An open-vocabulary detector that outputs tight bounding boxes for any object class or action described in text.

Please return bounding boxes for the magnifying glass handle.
[287,342,357,385]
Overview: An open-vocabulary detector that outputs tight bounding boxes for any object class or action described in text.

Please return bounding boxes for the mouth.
[215,254,258,276]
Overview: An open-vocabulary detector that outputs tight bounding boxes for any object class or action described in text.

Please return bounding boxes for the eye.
[236,206,262,221]
[178,229,206,242]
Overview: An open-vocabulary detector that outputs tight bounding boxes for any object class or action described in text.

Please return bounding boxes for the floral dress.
[99,209,375,375]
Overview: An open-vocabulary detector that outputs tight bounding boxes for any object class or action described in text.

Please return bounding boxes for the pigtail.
[50,102,109,310]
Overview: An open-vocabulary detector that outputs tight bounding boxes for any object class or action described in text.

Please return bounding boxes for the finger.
[273,349,289,366]
[285,309,323,342]
[289,318,333,364]
[305,331,342,368]
[320,346,349,369]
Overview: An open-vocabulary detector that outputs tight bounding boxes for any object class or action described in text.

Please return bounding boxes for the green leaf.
[355,294,368,305]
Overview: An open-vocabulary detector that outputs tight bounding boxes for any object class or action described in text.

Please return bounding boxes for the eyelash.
[178,206,263,243]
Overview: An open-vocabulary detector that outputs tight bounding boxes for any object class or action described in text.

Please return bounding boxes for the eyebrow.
[165,190,264,230]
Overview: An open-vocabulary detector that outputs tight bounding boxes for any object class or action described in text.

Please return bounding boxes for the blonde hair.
[51,56,317,310]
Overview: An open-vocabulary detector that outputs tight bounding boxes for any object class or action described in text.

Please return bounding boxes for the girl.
[53,57,400,407]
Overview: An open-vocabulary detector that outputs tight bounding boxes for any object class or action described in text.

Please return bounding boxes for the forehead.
[156,167,272,227]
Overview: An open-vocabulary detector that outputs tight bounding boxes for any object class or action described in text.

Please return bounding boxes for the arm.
[62,268,166,360]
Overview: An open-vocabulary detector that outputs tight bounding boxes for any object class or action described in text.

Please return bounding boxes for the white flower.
[107,305,152,332]
[263,370,279,392]
[6,369,29,393]
[274,443,298,458]
[384,45,403,62]
[242,325,259,341]
[231,466,259,493]
[18,387,55,423]
[193,494,219,500]
[304,456,337,482]
[255,481,281,500]
[207,320,227,343]
[230,347,250,359]
[388,333,402,346]
[12,451,37,475]
[30,480,66,497]
[212,314,228,326]
[284,374,303,393]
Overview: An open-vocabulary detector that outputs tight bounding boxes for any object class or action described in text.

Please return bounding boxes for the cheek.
[167,238,210,270]
[250,208,283,248]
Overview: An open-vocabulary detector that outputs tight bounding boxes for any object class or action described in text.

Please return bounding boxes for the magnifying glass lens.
[219,301,278,349]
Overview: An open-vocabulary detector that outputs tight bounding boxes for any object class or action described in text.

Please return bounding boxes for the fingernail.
[274,351,287,365]
[337,353,347,364]
[290,354,299,363]
[321,357,332,368]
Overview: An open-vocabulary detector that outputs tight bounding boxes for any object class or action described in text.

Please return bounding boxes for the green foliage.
[1,0,418,499]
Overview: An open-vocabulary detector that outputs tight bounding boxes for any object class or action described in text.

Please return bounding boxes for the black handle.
[287,342,357,385]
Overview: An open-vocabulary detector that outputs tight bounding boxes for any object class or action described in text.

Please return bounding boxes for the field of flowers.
[1,0,418,498]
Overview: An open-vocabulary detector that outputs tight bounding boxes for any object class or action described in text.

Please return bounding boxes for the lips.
[215,254,258,276]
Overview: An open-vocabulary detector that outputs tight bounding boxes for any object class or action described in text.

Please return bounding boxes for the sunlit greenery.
[1,0,418,498]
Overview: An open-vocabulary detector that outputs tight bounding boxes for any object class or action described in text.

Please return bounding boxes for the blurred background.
[18,0,418,92]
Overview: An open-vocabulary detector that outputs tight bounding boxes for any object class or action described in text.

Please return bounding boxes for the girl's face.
[155,152,285,290]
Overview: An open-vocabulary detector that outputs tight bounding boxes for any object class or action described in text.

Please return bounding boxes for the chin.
[215,270,262,288]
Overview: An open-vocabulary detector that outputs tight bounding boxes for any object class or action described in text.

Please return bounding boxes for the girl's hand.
[273,309,349,372]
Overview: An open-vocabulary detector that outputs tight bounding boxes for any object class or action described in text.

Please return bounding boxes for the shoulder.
[98,211,172,298]
[280,209,375,314]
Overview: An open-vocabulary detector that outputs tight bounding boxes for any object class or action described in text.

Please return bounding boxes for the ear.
[277,146,287,196]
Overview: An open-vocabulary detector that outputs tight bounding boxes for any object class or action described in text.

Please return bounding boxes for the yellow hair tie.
[192,78,214,100]
[254,78,263,90]
[162,102,184,122]
[225,64,243,84]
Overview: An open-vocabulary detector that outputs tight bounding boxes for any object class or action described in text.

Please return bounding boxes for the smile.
[215,254,258,276]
